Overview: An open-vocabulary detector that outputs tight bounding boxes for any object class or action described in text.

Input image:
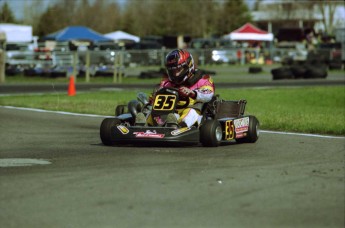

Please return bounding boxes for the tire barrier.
[138,68,216,79]
[328,61,343,70]
[272,64,328,80]
[307,51,329,65]
[138,68,166,79]
[248,66,262,74]
[290,65,307,79]
[304,64,328,79]
[271,67,294,80]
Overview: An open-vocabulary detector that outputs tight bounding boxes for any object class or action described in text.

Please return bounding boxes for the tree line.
[0,0,252,39]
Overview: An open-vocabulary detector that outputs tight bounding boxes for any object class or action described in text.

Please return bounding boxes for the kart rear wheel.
[236,115,259,143]
[200,119,222,147]
[100,118,121,146]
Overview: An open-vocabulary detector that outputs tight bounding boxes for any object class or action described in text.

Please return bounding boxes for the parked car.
[211,50,237,64]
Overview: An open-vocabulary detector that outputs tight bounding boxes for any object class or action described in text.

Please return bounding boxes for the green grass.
[3,64,276,84]
[220,86,345,135]
[1,86,344,135]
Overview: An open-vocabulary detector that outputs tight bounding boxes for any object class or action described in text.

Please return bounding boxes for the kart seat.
[204,95,247,119]
[215,99,247,119]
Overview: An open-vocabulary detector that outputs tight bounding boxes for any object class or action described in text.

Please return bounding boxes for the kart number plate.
[225,120,235,140]
[153,95,177,111]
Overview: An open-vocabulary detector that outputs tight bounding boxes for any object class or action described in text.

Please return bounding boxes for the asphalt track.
[0,106,344,228]
[0,79,344,94]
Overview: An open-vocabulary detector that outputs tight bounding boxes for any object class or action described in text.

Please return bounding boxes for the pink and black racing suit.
[151,70,215,127]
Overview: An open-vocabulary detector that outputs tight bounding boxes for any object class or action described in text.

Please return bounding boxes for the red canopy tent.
[225,23,274,41]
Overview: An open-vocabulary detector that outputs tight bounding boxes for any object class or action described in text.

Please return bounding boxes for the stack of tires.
[328,60,343,70]
[271,67,294,80]
[248,66,263,74]
[271,51,328,80]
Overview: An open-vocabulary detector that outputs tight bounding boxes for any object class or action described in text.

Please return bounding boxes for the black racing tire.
[304,64,327,79]
[248,66,262,73]
[281,57,293,66]
[271,67,294,80]
[100,118,121,146]
[307,51,329,65]
[138,72,147,79]
[236,115,259,143]
[200,119,222,147]
[328,61,342,70]
[290,65,307,79]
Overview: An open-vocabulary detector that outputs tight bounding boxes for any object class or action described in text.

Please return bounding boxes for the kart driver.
[136,49,215,128]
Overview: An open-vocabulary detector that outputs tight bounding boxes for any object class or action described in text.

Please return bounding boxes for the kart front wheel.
[100,118,121,146]
[200,119,222,147]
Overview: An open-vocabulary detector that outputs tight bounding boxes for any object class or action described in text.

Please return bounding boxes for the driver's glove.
[178,87,196,99]
[148,94,155,104]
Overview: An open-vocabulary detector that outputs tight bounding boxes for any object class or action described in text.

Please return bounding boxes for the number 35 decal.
[153,95,177,111]
[225,120,234,140]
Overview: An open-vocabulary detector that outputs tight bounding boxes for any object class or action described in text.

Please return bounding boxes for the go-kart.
[100,87,259,147]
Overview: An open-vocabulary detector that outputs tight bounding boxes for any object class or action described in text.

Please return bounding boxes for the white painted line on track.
[1,105,344,139]
[260,130,345,139]
[0,158,51,167]
[1,105,113,118]
[0,93,50,97]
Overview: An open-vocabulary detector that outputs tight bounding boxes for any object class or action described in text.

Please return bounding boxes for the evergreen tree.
[37,5,66,37]
[0,2,16,23]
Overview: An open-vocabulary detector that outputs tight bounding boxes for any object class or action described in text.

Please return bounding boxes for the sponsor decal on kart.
[235,132,245,139]
[154,116,165,125]
[133,130,165,138]
[117,125,129,134]
[171,127,191,136]
[234,117,249,133]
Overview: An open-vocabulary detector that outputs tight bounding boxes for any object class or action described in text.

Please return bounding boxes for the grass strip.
[1,86,344,135]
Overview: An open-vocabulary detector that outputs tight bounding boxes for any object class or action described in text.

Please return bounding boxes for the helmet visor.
[167,66,184,77]
[167,65,188,84]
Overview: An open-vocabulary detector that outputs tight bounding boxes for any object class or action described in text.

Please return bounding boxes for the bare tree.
[104,2,122,32]
[75,0,93,27]
[149,0,227,37]
[22,0,46,35]
[121,0,155,36]
[257,0,343,35]
[314,0,342,35]
[216,0,252,35]
[88,0,109,33]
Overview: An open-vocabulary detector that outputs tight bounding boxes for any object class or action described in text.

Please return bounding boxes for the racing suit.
[148,70,215,127]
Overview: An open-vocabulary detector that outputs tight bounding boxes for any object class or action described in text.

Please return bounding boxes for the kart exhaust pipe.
[128,100,142,118]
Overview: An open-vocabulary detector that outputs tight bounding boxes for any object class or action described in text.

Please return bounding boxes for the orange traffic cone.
[68,76,76,96]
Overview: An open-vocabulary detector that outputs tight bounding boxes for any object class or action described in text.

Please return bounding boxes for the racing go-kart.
[100,87,259,147]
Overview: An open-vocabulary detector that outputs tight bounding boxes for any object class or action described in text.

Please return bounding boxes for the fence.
[3,45,343,81]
